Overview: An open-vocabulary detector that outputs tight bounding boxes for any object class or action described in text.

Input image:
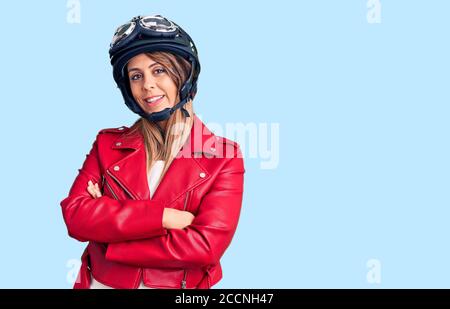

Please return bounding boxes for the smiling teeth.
[146,95,163,103]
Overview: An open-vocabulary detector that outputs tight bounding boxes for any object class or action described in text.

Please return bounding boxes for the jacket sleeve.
[105,155,245,269]
[60,133,167,243]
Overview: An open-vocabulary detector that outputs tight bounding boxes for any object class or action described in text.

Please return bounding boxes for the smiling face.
[127,53,179,115]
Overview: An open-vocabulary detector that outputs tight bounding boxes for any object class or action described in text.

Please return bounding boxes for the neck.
[156,119,168,133]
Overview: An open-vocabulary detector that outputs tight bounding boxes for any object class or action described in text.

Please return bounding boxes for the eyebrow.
[128,62,161,73]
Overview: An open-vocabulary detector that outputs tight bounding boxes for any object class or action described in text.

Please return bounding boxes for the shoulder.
[214,135,236,146]
[211,136,245,173]
[98,126,129,134]
[211,135,243,159]
[215,136,240,149]
[94,126,131,146]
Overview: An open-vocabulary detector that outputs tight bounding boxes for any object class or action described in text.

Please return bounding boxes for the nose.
[143,74,157,91]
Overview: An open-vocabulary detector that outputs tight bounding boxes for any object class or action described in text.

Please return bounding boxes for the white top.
[148,160,165,199]
[90,160,166,289]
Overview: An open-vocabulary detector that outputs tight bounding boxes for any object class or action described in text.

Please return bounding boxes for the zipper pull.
[181,270,187,289]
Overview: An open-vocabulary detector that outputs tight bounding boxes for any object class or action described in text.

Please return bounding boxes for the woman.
[60,14,245,289]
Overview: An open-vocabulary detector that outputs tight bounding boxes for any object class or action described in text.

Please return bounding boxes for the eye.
[154,68,166,75]
[130,73,142,81]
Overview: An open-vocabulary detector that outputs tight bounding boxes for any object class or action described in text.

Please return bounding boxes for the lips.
[144,95,165,106]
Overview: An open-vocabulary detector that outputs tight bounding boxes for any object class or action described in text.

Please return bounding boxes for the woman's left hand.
[87,180,102,198]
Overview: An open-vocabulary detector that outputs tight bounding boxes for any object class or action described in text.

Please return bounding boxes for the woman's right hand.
[87,180,102,198]
[162,208,195,230]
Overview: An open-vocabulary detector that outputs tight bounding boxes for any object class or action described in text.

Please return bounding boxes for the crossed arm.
[60,136,195,244]
[87,180,194,230]
[61,134,244,269]
[85,160,244,270]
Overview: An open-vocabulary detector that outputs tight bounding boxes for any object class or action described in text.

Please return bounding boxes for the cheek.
[129,82,141,98]
[164,81,178,101]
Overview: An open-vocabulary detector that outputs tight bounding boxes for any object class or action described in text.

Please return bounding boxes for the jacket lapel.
[107,141,149,200]
[106,115,216,206]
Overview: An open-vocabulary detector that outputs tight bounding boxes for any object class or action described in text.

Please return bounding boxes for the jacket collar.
[111,114,217,156]
[106,114,217,204]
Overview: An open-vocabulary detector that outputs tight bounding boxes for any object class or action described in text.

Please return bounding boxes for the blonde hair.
[123,51,195,180]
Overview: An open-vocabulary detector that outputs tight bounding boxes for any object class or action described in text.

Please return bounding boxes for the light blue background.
[0,0,449,288]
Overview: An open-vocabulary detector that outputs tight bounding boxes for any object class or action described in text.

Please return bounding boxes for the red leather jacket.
[60,115,245,289]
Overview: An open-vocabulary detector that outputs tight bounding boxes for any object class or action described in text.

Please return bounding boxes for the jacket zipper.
[106,169,137,200]
[183,190,190,211]
[102,175,119,200]
[181,191,191,289]
[104,170,142,288]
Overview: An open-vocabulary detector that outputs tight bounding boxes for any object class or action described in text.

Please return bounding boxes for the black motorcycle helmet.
[109,14,201,122]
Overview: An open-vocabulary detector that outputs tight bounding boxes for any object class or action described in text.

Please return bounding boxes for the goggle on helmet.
[109,14,201,122]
